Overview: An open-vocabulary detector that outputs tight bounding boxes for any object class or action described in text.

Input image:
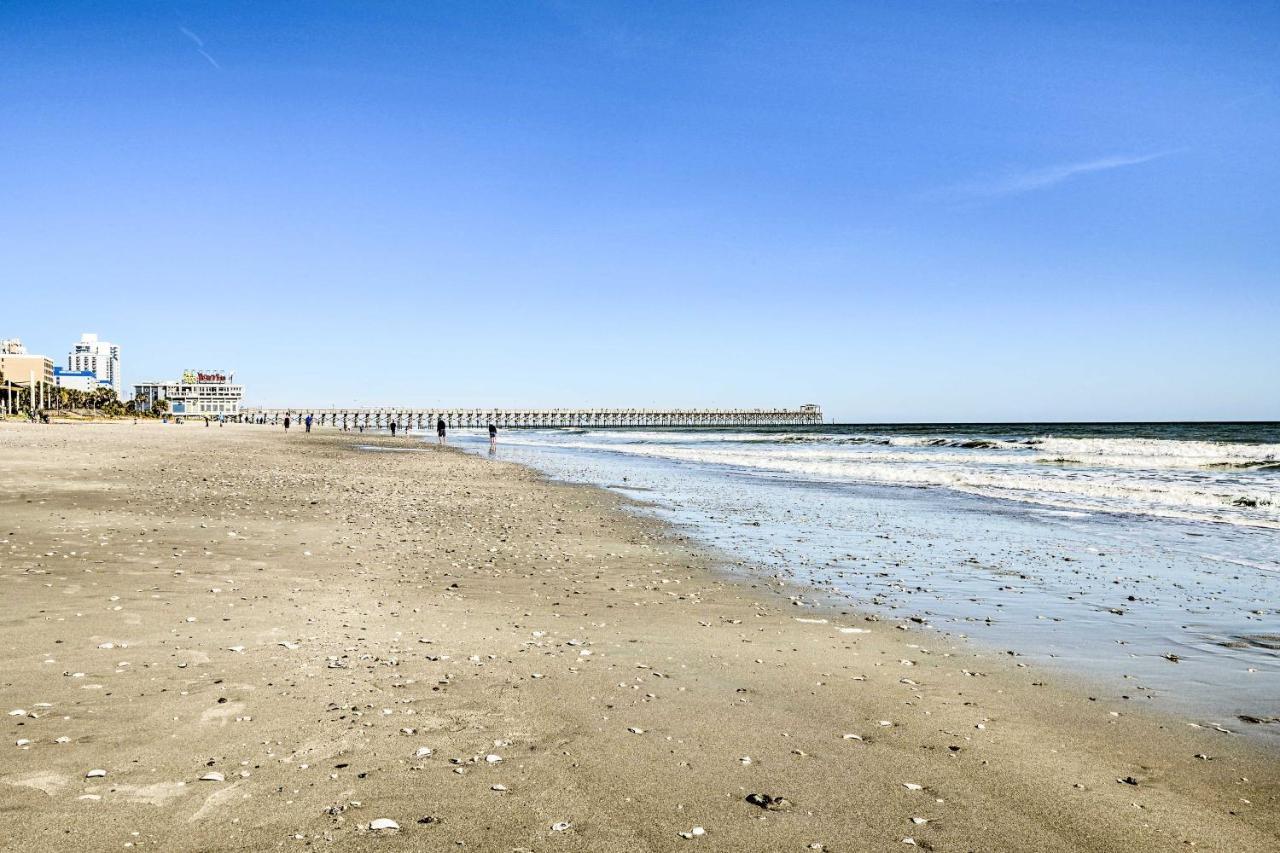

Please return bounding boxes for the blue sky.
[2,1,1277,421]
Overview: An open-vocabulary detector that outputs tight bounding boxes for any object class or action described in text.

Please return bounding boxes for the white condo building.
[67,333,121,394]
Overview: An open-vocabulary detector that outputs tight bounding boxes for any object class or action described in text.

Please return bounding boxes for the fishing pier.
[242,405,823,429]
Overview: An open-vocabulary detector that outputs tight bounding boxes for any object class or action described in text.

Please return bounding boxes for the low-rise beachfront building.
[0,340,55,387]
[133,370,245,418]
[0,339,56,414]
[67,333,122,394]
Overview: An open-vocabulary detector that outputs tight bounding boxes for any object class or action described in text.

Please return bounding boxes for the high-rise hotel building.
[66,333,121,394]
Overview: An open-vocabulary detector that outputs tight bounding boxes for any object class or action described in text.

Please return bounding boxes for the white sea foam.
[557,430,1280,470]
[1031,436,1280,469]
[498,430,1280,528]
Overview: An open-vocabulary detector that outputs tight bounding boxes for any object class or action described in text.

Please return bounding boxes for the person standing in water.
[436,417,447,445]
[488,423,497,448]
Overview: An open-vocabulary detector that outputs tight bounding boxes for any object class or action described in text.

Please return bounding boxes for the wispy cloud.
[957,150,1178,197]
[179,26,222,71]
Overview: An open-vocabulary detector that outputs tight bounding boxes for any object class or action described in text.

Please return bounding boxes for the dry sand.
[0,422,1276,851]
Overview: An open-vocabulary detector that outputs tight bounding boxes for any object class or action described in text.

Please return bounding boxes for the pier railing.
[240,405,823,429]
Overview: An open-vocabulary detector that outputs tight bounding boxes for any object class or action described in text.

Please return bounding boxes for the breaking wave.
[497,427,1280,528]
[566,431,1280,472]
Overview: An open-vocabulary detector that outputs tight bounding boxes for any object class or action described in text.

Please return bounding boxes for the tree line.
[1,384,168,419]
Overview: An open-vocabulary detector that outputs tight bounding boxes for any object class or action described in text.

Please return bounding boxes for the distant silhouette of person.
[489,423,497,448]
[284,415,291,431]
[305,413,313,433]
[390,421,397,437]
[437,417,447,445]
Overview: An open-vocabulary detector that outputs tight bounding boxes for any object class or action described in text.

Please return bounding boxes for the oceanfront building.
[0,339,55,412]
[133,370,244,418]
[0,339,55,384]
[67,333,121,393]
[52,368,100,392]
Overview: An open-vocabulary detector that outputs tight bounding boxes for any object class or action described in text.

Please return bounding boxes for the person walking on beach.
[390,420,397,438]
[284,415,291,431]
[488,423,497,448]
[436,417,447,445]
[305,413,313,433]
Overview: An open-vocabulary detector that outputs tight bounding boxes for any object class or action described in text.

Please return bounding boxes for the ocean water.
[450,423,1280,738]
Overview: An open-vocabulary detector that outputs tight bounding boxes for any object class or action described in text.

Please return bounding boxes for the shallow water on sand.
[448,427,1279,740]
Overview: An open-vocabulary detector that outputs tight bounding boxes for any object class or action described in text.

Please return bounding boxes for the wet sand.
[1,422,1276,851]
[475,437,1280,738]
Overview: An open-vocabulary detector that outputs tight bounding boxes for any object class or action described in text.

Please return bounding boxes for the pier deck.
[241,405,822,429]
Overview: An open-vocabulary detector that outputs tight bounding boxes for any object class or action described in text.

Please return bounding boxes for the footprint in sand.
[4,772,69,796]
[105,781,189,805]
[189,781,245,821]
[200,701,247,726]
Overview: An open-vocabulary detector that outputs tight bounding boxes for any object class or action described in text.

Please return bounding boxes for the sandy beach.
[1,422,1276,852]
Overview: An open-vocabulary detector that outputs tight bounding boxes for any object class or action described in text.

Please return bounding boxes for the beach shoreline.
[446,425,1280,739]
[1,422,1276,851]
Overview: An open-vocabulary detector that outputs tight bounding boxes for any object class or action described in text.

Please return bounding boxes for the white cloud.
[958,151,1176,197]
[179,26,222,71]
